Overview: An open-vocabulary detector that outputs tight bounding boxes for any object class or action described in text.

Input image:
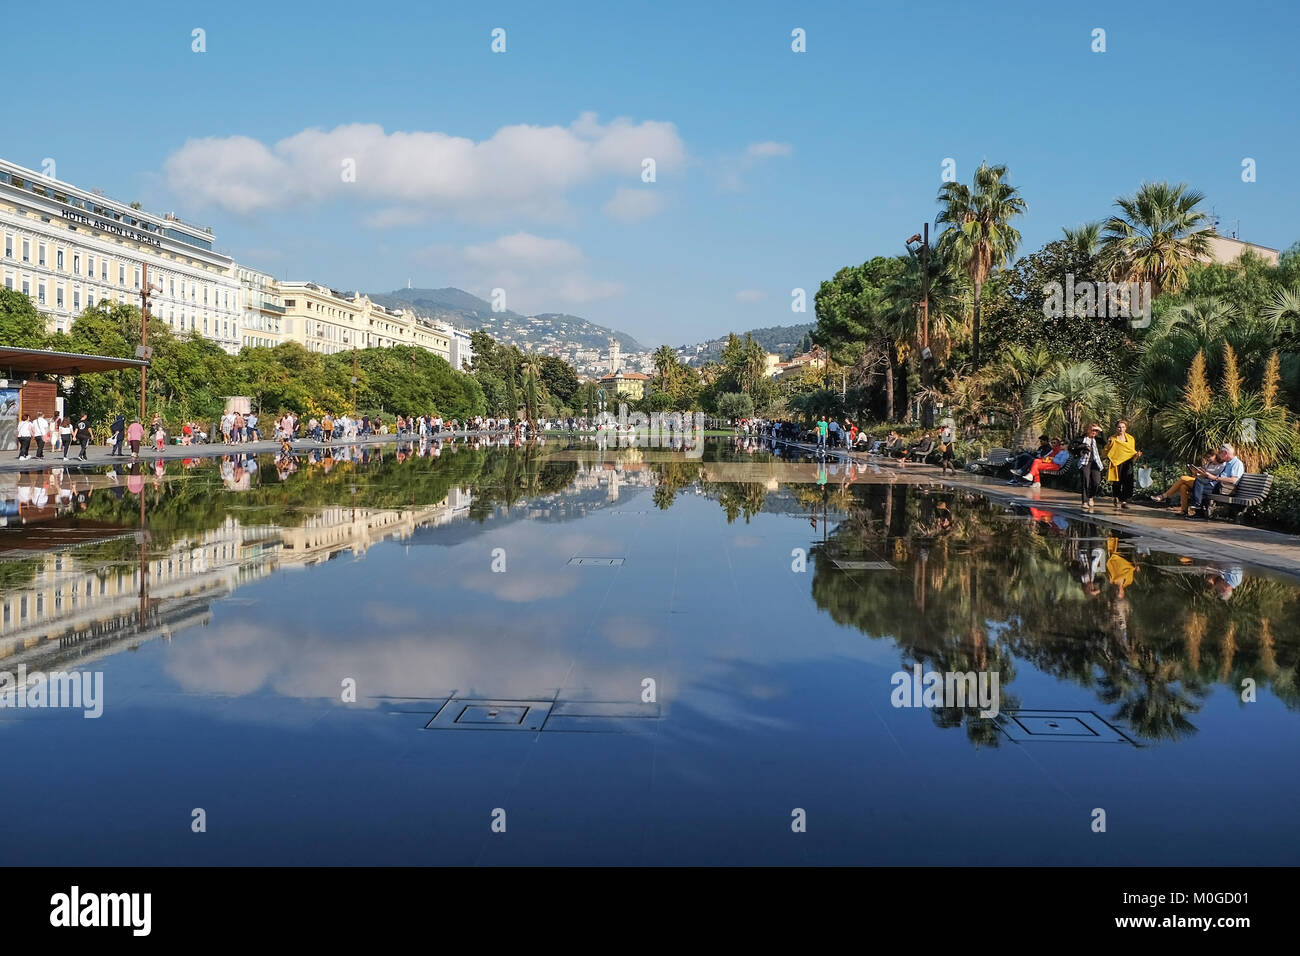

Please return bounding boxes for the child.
[154,423,166,451]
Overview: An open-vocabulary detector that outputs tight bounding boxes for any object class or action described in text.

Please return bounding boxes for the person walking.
[938,423,956,475]
[127,418,145,459]
[1079,423,1104,510]
[73,414,92,461]
[58,417,73,459]
[15,413,32,460]
[110,413,126,456]
[1103,420,1142,510]
[33,411,48,458]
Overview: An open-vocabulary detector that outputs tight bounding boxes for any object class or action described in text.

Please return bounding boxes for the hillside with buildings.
[368,288,646,356]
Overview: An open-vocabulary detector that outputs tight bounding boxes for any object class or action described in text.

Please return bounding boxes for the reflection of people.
[1105,535,1137,598]
[1210,564,1244,601]
[935,500,953,532]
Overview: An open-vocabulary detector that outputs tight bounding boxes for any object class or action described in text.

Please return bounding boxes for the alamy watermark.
[594,404,705,458]
[890,664,1000,718]
[1042,274,1151,328]
[0,665,103,718]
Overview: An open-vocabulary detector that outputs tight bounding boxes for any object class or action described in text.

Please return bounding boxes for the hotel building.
[277,281,474,368]
[0,157,475,367]
[0,158,243,352]
[236,265,286,349]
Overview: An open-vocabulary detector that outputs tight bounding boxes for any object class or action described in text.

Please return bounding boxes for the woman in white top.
[1079,423,1104,510]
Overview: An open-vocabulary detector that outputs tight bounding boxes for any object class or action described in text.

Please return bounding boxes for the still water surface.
[1,438,1296,864]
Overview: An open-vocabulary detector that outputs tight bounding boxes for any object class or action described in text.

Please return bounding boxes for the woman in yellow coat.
[1103,420,1142,510]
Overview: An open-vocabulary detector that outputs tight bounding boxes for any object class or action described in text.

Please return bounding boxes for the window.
[100,259,107,280]
[169,278,174,297]
[38,243,46,266]
[56,248,64,270]
[21,277,30,295]
[118,264,125,285]
[73,288,80,309]
[37,281,46,305]
[3,273,11,290]
[4,234,12,258]
[133,266,140,287]
[74,252,81,274]
[56,284,64,308]
[21,239,30,262]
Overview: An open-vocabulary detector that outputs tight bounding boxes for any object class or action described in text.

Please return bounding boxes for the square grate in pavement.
[996,710,1136,745]
[425,699,553,732]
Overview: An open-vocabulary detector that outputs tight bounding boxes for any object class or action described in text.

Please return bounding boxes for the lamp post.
[136,264,161,420]
[906,225,933,427]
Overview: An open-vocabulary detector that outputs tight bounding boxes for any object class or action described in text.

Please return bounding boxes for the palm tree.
[521,354,543,429]
[1061,221,1104,259]
[1262,285,1300,337]
[1101,182,1216,301]
[1025,361,1119,440]
[936,161,1027,369]
[885,240,966,425]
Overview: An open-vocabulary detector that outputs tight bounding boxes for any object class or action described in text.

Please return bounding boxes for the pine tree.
[1183,350,1213,412]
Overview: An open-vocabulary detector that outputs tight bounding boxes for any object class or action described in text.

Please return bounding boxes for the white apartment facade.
[0,158,243,353]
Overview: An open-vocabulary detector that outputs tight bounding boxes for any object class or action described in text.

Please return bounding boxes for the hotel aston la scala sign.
[60,208,162,248]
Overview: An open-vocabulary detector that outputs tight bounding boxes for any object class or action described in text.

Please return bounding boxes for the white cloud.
[719,140,793,192]
[735,289,765,303]
[745,141,794,160]
[162,113,687,222]
[602,187,664,223]
[417,231,624,312]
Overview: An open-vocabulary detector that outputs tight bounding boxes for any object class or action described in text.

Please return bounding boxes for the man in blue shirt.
[1188,443,1245,517]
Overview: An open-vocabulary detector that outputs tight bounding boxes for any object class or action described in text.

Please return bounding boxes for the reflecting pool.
[1,438,1297,864]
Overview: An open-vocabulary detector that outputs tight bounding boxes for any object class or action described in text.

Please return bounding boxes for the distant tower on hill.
[608,337,621,375]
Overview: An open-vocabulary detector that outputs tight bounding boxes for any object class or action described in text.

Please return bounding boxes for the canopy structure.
[0,346,148,377]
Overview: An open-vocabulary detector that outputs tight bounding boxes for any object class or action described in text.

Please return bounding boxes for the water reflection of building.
[0,490,473,674]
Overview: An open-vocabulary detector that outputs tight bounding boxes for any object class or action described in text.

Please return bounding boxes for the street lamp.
[906,225,933,427]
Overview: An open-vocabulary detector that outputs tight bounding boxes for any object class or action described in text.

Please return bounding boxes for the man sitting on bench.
[882,431,904,458]
[903,433,934,465]
[1011,439,1068,487]
[1186,443,1244,518]
[1010,435,1052,477]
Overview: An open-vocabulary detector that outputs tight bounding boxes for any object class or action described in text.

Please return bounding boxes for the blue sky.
[4,0,1297,346]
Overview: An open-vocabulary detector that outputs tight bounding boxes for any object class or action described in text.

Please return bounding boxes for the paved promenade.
[765,439,1300,581]
[0,429,509,473]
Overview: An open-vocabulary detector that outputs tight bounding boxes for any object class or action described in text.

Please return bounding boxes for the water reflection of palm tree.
[806,485,1300,746]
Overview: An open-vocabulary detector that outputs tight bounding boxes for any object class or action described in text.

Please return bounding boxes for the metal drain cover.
[568,556,625,566]
[997,710,1135,744]
[425,699,553,731]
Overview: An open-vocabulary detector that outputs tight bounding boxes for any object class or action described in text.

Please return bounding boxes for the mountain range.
[365,287,816,364]
[367,288,648,353]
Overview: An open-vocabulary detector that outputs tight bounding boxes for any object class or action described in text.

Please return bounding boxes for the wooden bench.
[1206,473,1273,521]
[970,447,1012,473]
